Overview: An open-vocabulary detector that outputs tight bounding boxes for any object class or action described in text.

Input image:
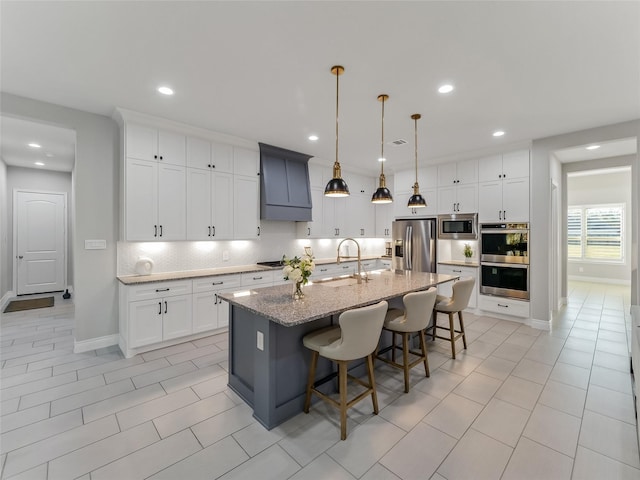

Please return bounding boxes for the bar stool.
[427,277,475,359]
[303,301,388,440]
[376,288,437,393]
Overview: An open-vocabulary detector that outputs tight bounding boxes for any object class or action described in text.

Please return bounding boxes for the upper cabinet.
[126,124,186,166]
[478,150,529,183]
[186,137,234,174]
[478,150,530,222]
[437,158,478,186]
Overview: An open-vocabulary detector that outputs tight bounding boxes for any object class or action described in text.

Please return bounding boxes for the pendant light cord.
[335,68,339,167]
[414,116,419,184]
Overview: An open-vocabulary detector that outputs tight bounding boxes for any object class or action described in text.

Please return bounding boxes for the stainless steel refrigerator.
[391,218,437,273]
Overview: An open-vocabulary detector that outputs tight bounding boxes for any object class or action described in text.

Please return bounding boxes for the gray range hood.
[259,143,313,221]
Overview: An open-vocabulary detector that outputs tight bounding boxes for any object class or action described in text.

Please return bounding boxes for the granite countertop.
[116,255,384,285]
[438,260,480,268]
[218,270,458,327]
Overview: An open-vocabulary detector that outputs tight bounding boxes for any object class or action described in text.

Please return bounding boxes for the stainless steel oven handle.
[481,262,529,269]
[480,229,529,234]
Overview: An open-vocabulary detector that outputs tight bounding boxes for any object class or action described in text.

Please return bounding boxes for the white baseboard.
[74,334,119,354]
[528,318,551,331]
[568,275,631,286]
[1,290,15,310]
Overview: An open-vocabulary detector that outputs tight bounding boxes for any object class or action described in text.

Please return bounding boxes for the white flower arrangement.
[282,251,315,286]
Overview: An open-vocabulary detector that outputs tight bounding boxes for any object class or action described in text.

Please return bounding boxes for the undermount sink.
[316,276,364,287]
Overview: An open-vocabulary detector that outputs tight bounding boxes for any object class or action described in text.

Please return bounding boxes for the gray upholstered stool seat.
[427,277,475,359]
[303,301,388,440]
[376,288,437,392]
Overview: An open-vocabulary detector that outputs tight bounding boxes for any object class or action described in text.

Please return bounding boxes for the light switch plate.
[256,331,264,351]
[85,239,107,250]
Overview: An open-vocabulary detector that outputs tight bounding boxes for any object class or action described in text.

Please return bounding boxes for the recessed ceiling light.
[28,143,41,148]
[586,145,600,150]
[35,161,45,166]
[492,130,505,137]
[45,153,54,157]
[378,157,386,162]
[438,84,454,94]
[308,135,318,141]
[157,86,174,95]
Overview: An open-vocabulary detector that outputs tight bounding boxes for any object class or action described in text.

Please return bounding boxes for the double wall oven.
[480,222,529,300]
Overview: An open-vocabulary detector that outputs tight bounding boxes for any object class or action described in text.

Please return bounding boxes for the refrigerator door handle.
[405,225,413,270]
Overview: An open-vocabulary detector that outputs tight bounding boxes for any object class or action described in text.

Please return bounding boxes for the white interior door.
[15,190,66,295]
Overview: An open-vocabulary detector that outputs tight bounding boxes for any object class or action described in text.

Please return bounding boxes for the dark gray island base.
[218,270,458,429]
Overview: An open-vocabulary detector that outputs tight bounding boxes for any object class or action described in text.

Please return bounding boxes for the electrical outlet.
[256,331,264,351]
[223,251,230,262]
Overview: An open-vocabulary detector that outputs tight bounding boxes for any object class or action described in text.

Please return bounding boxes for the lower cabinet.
[192,275,242,333]
[477,294,530,318]
[437,264,478,309]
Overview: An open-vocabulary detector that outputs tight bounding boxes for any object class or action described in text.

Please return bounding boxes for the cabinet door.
[375,202,393,237]
[322,196,338,237]
[393,192,413,218]
[437,163,457,187]
[126,124,157,162]
[233,147,259,177]
[502,150,530,179]
[394,170,416,194]
[308,163,327,189]
[421,165,439,190]
[298,187,324,238]
[192,291,217,333]
[456,159,478,185]
[158,164,186,240]
[333,197,348,237]
[216,287,238,328]
[126,158,158,241]
[347,194,374,237]
[503,177,529,222]
[478,181,503,223]
[437,187,456,214]
[422,188,438,216]
[456,184,477,214]
[212,171,234,239]
[158,130,186,165]
[477,154,503,183]
[162,295,192,340]
[212,143,233,173]
[129,299,163,347]
[233,175,260,239]
[186,137,211,170]
[186,168,212,240]
[437,266,455,298]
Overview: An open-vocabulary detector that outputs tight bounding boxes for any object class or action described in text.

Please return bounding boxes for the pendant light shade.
[371,94,393,204]
[407,113,426,208]
[324,65,350,197]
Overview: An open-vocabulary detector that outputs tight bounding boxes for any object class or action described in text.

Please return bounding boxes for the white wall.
[531,120,640,324]
[0,157,9,302]
[1,93,119,343]
[6,166,74,289]
[566,167,632,283]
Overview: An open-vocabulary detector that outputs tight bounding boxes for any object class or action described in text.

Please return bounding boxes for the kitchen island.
[218,270,458,429]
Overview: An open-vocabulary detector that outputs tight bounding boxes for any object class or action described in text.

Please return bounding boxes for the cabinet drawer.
[127,280,192,301]
[478,294,530,318]
[193,274,241,293]
[241,270,275,286]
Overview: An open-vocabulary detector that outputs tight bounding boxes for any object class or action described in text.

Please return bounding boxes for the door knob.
[18,255,24,259]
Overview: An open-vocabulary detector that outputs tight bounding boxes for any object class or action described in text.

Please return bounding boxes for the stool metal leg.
[448,312,456,359]
[402,333,410,393]
[338,360,348,440]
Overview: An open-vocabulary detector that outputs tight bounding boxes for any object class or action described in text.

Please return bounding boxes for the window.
[567,204,624,262]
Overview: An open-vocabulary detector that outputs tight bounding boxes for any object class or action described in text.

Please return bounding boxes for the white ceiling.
[553,137,638,164]
[1,1,639,175]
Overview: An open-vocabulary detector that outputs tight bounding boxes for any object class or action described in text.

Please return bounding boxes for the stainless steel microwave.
[437,213,478,240]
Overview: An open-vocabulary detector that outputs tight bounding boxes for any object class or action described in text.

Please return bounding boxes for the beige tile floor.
[1,281,638,479]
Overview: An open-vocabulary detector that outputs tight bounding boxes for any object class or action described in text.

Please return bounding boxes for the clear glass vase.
[293,281,304,300]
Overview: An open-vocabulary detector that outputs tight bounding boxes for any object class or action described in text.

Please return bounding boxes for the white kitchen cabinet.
[437,158,478,187]
[478,176,529,222]
[234,175,260,239]
[323,196,347,237]
[126,123,186,166]
[346,193,375,238]
[477,294,530,319]
[394,166,437,194]
[478,150,529,183]
[192,275,241,333]
[375,202,393,237]
[125,158,186,241]
[124,280,193,349]
[296,187,325,238]
[437,264,478,309]
[437,184,477,215]
[212,143,234,173]
[186,168,234,240]
[186,137,211,170]
[233,146,260,177]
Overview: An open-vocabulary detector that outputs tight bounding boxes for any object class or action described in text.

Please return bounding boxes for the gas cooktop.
[256,260,284,268]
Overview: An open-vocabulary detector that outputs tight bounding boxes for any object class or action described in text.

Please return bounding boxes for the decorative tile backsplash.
[117,221,386,275]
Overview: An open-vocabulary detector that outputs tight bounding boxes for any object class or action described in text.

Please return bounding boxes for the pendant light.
[407,113,427,208]
[324,65,350,197]
[371,94,393,204]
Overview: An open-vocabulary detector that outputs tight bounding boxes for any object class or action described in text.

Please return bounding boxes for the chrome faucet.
[336,238,368,284]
